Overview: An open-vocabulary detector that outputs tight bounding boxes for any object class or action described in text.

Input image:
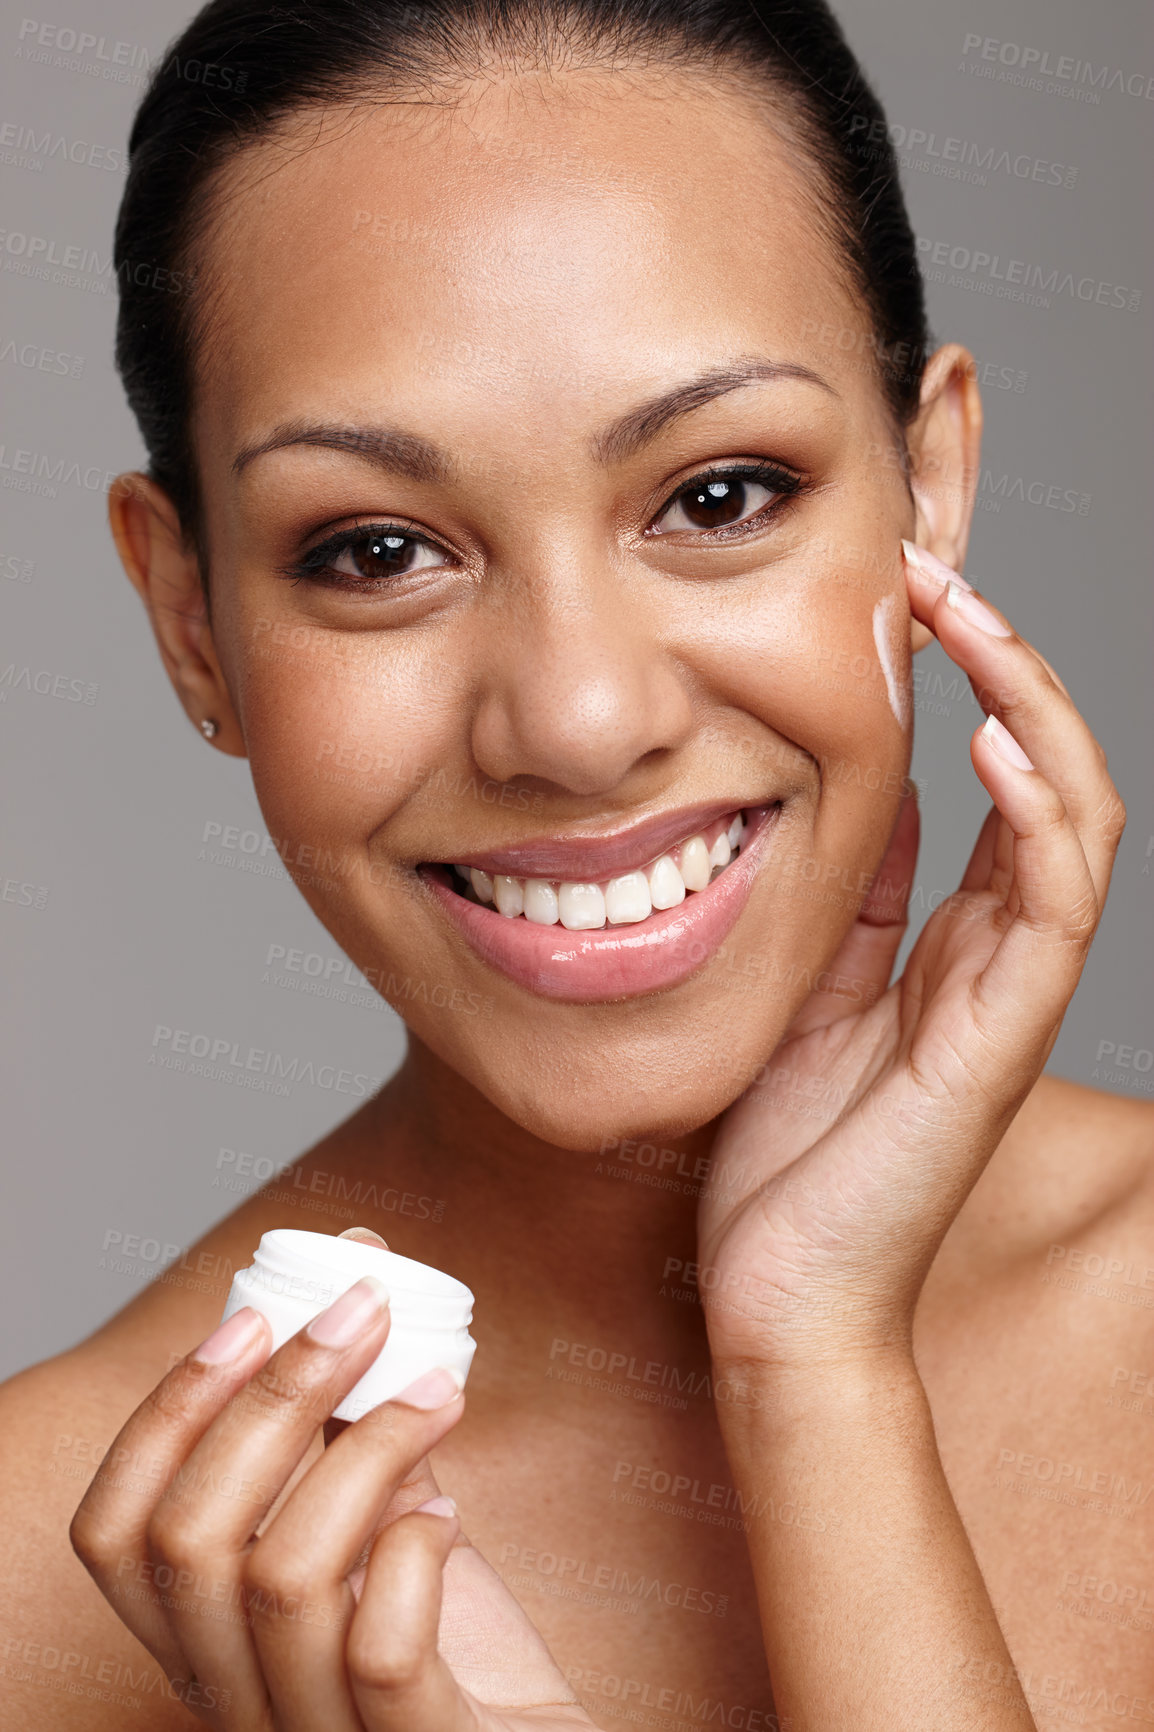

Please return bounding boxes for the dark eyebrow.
[590,358,838,466]
[231,358,837,481]
[232,423,452,483]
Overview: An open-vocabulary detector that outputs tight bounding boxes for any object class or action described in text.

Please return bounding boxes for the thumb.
[337,1225,390,1248]
[376,1452,456,1531]
[438,1532,581,1707]
[354,1461,579,1710]
[347,1453,460,1602]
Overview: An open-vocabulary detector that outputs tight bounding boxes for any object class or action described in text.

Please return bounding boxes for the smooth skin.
[1,60,1151,1732]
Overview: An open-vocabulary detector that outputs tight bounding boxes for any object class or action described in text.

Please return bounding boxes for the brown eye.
[331,531,443,581]
[652,475,776,535]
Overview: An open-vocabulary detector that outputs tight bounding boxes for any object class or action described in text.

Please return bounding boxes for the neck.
[353,1036,719,1353]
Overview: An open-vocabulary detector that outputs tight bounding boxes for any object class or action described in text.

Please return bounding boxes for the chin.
[423,1001,794,1154]
[486,1078,735,1156]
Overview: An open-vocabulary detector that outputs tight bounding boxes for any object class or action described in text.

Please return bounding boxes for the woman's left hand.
[697,540,1127,1379]
[70,1272,596,1730]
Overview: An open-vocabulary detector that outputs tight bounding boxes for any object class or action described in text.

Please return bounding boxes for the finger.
[338,1226,390,1249]
[904,542,1125,906]
[146,1277,393,1723]
[358,1450,452,1554]
[339,1454,441,1614]
[348,1501,474,1731]
[69,1306,272,1685]
[437,1536,586,1707]
[346,1450,445,1604]
[356,1471,586,1712]
[902,540,1072,698]
[785,786,919,1035]
[324,1230,389,1445]
[959,714,1099,1055]
[351,1502,586,1722]
[345,1452,464,1611]
[243,1370,466,1730]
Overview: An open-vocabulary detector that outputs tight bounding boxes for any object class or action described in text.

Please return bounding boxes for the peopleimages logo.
[0,662,97,702]
[0,443,119,495]
[849,115,1077,189]
[915,237,1141,312]
[149,1024,383,1099]
[0,122,125,171]
[961,34,1154,101]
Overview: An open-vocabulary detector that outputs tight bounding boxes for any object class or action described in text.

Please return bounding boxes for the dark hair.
[115,0,930,554]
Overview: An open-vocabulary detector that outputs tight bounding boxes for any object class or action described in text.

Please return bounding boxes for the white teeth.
[678,835,711,892]
[647,854,686,910]
[453,808,750,923]
[523,878,560,925]
[493,874,524,917]
[604,870,652,925]
[558,882,607,930]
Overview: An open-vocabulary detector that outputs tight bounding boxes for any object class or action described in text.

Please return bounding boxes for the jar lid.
[247,1228,473,1325]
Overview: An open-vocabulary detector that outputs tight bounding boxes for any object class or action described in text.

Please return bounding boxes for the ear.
[109,474,246,757]
[903,343,983,652]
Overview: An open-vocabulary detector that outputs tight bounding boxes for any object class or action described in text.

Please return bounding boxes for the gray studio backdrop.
[2,0,1151,1378]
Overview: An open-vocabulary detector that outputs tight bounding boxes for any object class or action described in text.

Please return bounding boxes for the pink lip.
[419,804,780,1003]
[435,798,747,880]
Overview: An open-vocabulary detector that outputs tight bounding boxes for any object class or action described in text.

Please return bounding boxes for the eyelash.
[278,459,806,592]
[649,460,804,540]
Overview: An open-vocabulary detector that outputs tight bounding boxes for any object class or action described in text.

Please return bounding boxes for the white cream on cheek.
[872,593,909,728]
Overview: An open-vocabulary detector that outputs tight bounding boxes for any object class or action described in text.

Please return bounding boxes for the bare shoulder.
[941,1071,1154,1271]
[0,1107,397,1728]
[0,1171,268,1728]
[0,1192,308,1729]
[0,1341,200,1729]
[918,1078,1154,1718]
[921,1069,1154,1337]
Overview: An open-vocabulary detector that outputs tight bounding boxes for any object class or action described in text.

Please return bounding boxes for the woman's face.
[185,68,925,1148]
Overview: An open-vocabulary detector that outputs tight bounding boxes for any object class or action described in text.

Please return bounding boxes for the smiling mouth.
[424,808,752,932]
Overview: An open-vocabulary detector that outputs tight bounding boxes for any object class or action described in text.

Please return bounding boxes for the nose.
[468,544,695,798]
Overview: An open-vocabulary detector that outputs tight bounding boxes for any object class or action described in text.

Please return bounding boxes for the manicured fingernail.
[415,1495,458,1518]
[393,1366,465,1409]
[192,1306,266,1366]
[901,539,974,592]
[946,580,1012,637]
[337,1227,389,1248]
[306,1276,390,1347]
[981,713,1034,770]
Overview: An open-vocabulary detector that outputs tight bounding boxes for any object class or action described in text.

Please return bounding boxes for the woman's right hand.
[69,1273,597,1730]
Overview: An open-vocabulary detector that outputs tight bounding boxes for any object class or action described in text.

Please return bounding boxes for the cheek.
[676,566,912,930]
[682,563,909,776]
[230,622,455,857]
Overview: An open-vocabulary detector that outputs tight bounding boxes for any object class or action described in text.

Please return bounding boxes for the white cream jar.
[219,1228,476,1421]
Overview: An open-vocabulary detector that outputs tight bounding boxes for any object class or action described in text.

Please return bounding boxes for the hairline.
[165,57,916,595]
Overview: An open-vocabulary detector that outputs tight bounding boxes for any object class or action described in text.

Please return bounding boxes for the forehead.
[193,68,869,455]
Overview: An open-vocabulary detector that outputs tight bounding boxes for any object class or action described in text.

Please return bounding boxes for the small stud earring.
[199,718,219,740]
